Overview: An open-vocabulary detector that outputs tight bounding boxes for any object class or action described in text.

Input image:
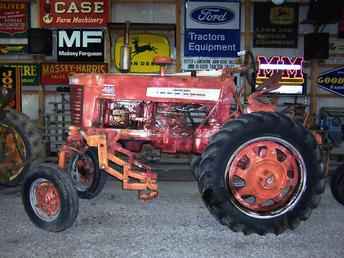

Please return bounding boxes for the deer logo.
[131,38,158,57]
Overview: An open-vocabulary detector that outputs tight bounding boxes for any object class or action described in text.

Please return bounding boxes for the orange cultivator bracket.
[85,134,159,201]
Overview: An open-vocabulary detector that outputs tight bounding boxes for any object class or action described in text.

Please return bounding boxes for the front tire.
[198,112,325,235]
[68,149,107,199]
[330,164,344,206]
[22,163,79,232]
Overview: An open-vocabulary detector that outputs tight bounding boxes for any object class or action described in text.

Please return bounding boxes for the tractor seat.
[153,56,174,66]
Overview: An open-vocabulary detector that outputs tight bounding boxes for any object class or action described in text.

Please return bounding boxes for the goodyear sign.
[114,33,170,73]
[318,67,344,97]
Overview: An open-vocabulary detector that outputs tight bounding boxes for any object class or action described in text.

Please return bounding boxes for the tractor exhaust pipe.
[120,21,131,73]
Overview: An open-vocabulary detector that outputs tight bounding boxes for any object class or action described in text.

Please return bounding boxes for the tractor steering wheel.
[240,50,256,90]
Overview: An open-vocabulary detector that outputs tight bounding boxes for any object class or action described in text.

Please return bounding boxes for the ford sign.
[191,6,234,25]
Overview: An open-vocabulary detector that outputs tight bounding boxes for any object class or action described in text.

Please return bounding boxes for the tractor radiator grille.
[70,85,84,126]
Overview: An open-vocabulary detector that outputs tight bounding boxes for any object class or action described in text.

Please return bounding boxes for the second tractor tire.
[197,112,325,235]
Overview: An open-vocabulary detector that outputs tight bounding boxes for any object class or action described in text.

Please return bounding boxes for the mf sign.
[183,0,241,71]
[318,67,344,97]
[57,29,104,62]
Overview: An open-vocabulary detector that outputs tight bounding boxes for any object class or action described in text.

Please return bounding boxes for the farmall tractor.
[22,52,326,235]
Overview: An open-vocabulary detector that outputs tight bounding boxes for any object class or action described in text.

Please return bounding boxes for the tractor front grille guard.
[58,132,158,201]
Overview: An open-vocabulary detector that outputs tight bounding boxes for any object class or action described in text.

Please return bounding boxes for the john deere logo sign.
[114,33,170,73]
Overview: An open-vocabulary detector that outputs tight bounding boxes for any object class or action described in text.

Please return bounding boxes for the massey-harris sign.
[40,0,109,28]
[41,63,107,85]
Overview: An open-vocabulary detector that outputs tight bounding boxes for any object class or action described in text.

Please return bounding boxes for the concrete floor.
[1,178,344,258]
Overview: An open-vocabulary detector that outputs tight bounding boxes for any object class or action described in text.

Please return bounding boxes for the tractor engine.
[96,100,209,153]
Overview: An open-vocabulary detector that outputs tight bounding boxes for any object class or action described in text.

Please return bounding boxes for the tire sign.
[318,67,344,97]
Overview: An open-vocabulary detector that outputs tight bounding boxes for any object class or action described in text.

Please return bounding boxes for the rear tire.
[330,164,344,206]
[68,149,107,199]
[22,163,79,232]
[0,108,45,186]
[198,112,325,235]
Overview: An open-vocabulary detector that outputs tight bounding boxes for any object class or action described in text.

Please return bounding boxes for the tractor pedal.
[138,190,159,201]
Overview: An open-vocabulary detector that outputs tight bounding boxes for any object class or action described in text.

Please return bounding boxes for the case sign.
[318,67,344,97]
[0,1,29,38]
[183,0,241,71]
[57,29,104,62]
[41,63,107,85]
[40,0,109,28]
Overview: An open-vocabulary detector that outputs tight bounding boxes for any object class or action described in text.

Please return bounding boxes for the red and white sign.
[0,1,29,37]
[40,0,109,28]
[41,63,108,85]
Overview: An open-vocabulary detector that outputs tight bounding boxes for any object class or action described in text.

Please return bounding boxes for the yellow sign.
[270,7,295,25]
[114,33,170,73]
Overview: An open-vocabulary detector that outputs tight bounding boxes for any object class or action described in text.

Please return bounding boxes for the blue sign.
[184,0,241,59]
[318,66,344,97]
[184,29,240,57]
[190,6,235,25]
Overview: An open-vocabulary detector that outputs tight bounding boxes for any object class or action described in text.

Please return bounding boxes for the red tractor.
[22,52,325,235]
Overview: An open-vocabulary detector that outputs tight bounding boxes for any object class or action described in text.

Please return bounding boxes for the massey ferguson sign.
[57,29,104,61]
[40,0,109,28]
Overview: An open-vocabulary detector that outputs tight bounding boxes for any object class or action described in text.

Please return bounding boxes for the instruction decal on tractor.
[146,87,221,101]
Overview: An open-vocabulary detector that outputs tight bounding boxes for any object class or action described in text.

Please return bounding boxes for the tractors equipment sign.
[40,0,109,28]
[318,67,344,97]
[41,63,107,85]
[57,29,104,62]
[183,0,241,71]
[0,1,29,38]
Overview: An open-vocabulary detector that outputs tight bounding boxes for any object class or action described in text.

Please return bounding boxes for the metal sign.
[318,67,344,97]
[41,63,107,85]
[253,2,298,48]
[0,1,29,38]
[114,33,170,73]
[256,56,305,95]
[3,64,40,86]
[0,44,26,55]
[0,67,21,111]
[57,29,104,62]
[40,0,109,28]
[183,0,241,71]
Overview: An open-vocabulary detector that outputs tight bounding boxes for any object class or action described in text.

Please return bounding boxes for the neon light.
[256,55,304,85]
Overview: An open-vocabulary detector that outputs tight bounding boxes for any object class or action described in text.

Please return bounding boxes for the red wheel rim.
[226,137,306,218]
[30,178,61,221]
